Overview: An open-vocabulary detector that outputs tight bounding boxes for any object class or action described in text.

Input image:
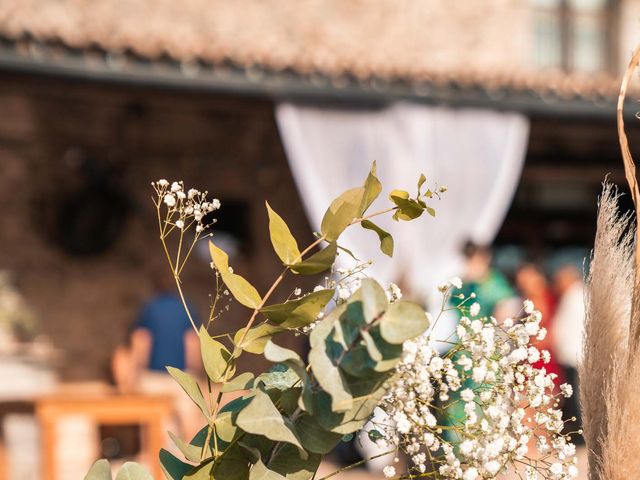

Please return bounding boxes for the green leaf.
[159,449,192,480]
[289,242,337,275]
[417,173,426,193]
[314,377,387,434]
[266,202,301,265]
[211,444,250,480]
[85,459,112,480]
[320,187,365,242]
[234,324,285,354]
[368,429,384,442]
[379,301,429,344]
[183,462,214,480]
[214,411,238,443]
[250,459,287,480]
[361,161,382,213]
[166,367,210,419]
[235,388,303,451]
[264,341,307,383]
[200,326,233,383]
[295,414,343,454]
[268,444,322,480]
[115,463,153,480]
[221,372,255,393]
[260,289,335,328]
[168,431,203,463]
[308,336,353,412]
[209,241,262,309]
[361,220,394,257]
[426,206,436,217]
[389,190,424,221]
[349,278,387,325]
[190,426,214,458]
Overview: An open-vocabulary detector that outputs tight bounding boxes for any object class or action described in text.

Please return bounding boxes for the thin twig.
[617,45,640,351]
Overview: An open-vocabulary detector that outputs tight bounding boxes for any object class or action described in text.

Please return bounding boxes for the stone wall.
[0,73,318,380]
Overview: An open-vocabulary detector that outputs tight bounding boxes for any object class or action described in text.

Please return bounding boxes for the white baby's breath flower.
[383,466,396,478]
[523,299,535,313]
[293,288,302,296]
[157,179,169,187]
[164,194,176,207]
[469,302,480,317]
[175,220,184,230]
[170,181,182,192]
[450,276,463,289]
[460,388,474,403]
[560,383,573,398]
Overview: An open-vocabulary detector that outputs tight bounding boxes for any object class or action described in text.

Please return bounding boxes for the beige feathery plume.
[580,44,640,479]
[581,184,634,479]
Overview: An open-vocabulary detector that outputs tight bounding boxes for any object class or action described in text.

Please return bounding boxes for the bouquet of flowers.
[85,165,577,480]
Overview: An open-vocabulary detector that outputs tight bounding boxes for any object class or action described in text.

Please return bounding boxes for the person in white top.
[551,264,585,444]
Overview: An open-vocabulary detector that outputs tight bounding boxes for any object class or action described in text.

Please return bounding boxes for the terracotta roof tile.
[0,0,626,99]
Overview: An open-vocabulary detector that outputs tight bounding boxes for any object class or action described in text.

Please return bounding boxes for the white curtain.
[276,102,529,309]
[276,101,529,471]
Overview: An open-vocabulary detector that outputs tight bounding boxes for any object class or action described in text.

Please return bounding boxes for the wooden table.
[36,394,173,480]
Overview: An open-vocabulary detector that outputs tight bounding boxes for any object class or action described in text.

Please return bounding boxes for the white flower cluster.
[376,283,578,479]
[152,179,220,233]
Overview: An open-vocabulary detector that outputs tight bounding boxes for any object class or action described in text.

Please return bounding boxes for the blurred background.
[0,0,639,478]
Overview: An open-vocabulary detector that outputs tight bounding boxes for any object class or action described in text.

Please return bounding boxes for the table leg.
[40,418,56,480]
[146,418,164,479]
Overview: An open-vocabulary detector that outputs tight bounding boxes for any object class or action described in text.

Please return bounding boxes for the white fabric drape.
[276,101,529,471]
[276,102,529,309]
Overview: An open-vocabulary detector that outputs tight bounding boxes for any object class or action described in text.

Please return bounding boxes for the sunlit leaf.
[417,173,426,193]
[221,372,255,393]
[236,388,303,451]
[168,431,203,463]
[309,326,353,412]
[260,289,335,328]
[209,241,262,309]
[361,220,394,257]
[166,367,210,419]
[85,459,112,480]
[379,301,429,344]
[289,243,337,275]
[264,341,307,383]
[266,202,301,265]
[361,161,382,213]
[200,326,233,383]
[214,411,238,443]
[115,462,153,480]
[234,324,285,354]
[249,459,287,480]
[320,187,365,242]
[389,190,424,221]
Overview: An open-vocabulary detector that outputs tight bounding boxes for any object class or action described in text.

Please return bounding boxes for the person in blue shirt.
[112,268,201,439]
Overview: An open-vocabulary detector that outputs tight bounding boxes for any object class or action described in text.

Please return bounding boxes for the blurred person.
[112,267,202,440]
[551,264,585,444]
[457,241,519,321]
[515,263,564,387]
